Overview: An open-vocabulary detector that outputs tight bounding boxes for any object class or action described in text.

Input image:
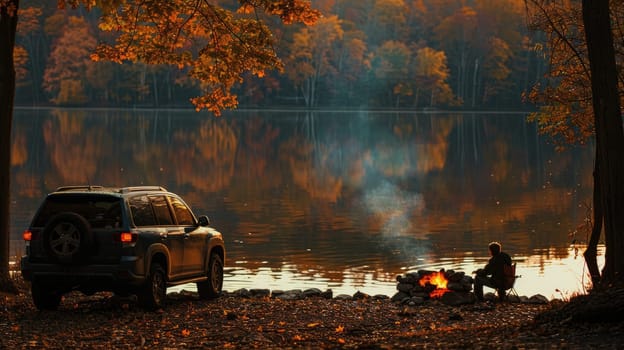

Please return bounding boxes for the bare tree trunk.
[0,0,19,289]
[582,0,624,285]
[584,161,603,287]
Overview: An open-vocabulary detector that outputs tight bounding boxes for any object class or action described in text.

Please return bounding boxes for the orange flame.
[419,272,449,298]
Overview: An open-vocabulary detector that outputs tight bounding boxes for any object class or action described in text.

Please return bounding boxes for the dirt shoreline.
[2,288,624,349]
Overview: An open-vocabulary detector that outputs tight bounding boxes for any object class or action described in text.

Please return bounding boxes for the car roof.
[48,186,170,198]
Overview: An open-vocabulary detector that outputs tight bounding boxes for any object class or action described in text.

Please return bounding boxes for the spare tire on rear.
[42,212,93,264]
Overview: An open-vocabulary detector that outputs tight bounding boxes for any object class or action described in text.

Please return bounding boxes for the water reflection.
[11,108,597,299]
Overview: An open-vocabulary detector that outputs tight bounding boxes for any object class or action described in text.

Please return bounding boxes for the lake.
[10,107,599,299]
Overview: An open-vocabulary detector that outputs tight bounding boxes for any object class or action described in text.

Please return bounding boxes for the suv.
[20,186,225,310]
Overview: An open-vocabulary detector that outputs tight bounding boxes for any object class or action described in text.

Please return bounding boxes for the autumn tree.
[0,0,319,292]
[371,40,412,106]
[413,46,454,107]
[43,15,95,105]
[525,1,594,147]
[526,0,624,288]
[15,5,43,103]
[434,5,478,105]
[285,15,344,107]
[366,0,407,46]
[581,0,624,288]
[333,26,369,105]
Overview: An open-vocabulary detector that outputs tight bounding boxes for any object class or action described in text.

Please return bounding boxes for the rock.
[397,283,414,293]
[527,294,550,304]
[462,275,474,284]
[334,294,353,301]
[506,294,521,303]
[447,282,466,292]
[373,294,389,300]
[440,291,476,306]
[391,291,410,303]
[276,293,299,301]
[302,288,322,298]
[233,288,251,298]
[250,289,270,298]
[410,285,426,293]
[418,269,436,276]
[271,290,284,297]
[407,296,425,306]
[320,289,333,299]
[410,291,429,299]
[353,291,370,300]
[447,271,465,282]
[405,272,420,281]
[276,290,303,300]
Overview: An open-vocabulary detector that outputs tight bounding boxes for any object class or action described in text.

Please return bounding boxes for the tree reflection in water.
[10,109,596,299]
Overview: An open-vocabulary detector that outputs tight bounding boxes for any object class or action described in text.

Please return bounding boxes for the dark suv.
[20,186,225,310]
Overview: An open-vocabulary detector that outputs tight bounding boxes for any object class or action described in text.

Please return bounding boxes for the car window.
[33,194,122,229]
[150,195,174,225]
[169,196,195,226]
[129,195,157,226]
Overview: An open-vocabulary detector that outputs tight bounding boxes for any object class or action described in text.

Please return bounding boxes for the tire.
[31,279,62,310]
[197,253,223,299]
[138,263,167,310]
[42,212,93,264]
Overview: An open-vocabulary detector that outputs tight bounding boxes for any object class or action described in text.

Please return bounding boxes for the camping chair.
[502,263,520,300]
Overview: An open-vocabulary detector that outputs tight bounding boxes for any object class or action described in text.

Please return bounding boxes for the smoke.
[364,180,431,265]
[364,181,425,237]
[363,181,432,262]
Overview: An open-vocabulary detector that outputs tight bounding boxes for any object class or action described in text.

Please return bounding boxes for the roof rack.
[55,185,105,192]
[118,186,168,193]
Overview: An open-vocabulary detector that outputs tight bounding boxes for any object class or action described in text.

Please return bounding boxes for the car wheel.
[138,263,167,310]
[42,212,93,264]
[31,279,62,310]
[197,253,223,299]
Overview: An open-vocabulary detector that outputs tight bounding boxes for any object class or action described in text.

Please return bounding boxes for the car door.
[168,195,206,276]
[149,195,185,278]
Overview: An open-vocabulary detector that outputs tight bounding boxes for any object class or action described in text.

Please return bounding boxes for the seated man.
[474,241,512,301]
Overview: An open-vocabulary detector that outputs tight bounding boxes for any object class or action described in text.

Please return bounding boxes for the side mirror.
[198,215,210,227]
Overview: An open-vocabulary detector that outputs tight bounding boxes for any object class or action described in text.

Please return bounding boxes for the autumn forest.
[13,0,542,110]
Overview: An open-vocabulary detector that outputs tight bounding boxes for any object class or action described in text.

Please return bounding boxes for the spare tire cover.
[42,212,93,264]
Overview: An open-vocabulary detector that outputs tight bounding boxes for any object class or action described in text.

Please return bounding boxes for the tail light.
[114,232,137,243]
[23,230,32,241]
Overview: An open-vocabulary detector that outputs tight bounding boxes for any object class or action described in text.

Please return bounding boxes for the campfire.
[394,269,475,305]
[418,271,449,298]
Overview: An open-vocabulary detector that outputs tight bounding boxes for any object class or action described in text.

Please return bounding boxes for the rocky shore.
[2,281,624,349]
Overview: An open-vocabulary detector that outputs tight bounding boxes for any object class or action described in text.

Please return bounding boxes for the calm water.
[10,108,599,299]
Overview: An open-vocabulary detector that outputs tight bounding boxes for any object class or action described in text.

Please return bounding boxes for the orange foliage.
[91,0,319,114]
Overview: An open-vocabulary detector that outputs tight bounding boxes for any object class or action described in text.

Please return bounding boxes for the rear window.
[33,194,122,229]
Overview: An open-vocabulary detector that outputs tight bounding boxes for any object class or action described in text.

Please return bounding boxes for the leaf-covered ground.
[1,287,623,349]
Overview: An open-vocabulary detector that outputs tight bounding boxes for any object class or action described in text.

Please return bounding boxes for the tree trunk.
[582,0,624,285]
[584,161,603,287]
[0,0,19,288]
